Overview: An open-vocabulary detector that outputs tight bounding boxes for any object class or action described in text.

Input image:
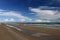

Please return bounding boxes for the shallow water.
[6,25,50,37]
[7,25,36,34]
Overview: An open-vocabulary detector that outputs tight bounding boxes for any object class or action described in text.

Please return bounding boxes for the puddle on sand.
[7,25,50,37]
[7,25,23,31]
[31,33,50,37]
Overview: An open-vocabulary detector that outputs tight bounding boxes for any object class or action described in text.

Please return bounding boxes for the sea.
[4,22,60,27]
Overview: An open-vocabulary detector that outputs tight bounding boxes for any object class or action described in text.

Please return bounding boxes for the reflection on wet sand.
[0,23,60,40]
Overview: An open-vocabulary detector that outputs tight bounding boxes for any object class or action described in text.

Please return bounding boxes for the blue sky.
[0,0,60,22]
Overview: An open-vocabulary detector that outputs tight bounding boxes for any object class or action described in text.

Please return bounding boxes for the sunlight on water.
[6,25,50,37]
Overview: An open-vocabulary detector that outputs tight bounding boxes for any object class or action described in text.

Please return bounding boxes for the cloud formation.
[29,6,60,22]
[4,18,15,22]
[0,10,32,22]
[33,19,50,22]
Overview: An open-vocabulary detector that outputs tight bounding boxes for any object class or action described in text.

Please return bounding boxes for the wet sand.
[10,24,60,36]
[0,23,60,40]
[10,24,60,40]
[0,24,40,40]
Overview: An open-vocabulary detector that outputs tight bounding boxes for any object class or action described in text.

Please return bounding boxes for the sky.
[0,0,60,22]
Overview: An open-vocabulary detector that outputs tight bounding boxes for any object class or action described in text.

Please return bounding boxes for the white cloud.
[0,10,32,22]
[4,18,15,22]
[33,19,50,22]
[29,7,55,15]
[29,6,60,22]
[39,6,60,9]
[0,9,6,11]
